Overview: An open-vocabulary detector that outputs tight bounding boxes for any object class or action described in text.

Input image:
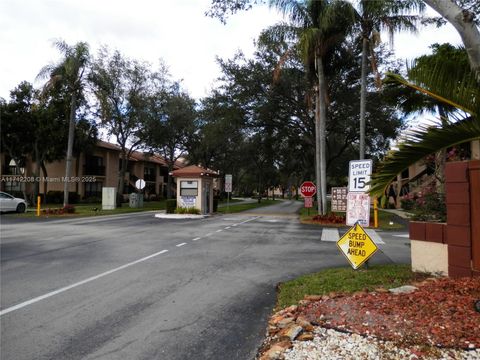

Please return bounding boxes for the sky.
[0,0,463,102]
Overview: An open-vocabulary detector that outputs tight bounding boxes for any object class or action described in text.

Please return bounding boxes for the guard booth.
[171,165,219,214]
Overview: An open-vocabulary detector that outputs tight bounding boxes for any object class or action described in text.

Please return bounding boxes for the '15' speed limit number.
[348,160,373,192]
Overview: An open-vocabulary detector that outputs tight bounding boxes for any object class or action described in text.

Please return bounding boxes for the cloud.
[0,0,462,101]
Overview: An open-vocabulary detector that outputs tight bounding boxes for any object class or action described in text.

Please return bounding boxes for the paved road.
[0,201,410,360]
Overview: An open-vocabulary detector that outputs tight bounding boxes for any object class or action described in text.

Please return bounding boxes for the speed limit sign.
[348,160,372,192]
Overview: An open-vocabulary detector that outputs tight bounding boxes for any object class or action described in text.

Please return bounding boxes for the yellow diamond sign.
[336,222,378,269]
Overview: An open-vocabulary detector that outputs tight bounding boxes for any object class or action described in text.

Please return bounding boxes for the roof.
[97,140,121,151]
[95,140,184,169]
[171,165,219,178]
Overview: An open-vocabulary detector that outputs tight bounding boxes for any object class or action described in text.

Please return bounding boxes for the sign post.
[300,181,317,215]
[336,222,378,269]
[225,174,232,213]
[348,160,373,193]
[347,160,373,228]
[300,181,316,198]
[331,187,347,212]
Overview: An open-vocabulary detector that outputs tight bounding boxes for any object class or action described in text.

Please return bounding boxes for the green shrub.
[46,191,63,204]
[174,207,201,215]
[166,199,177,214]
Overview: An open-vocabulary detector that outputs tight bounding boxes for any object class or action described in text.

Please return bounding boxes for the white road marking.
[321,228,340,242]
[205,233,213,237]
[216,230,223,233]
[176,242,187,247]
[192,237,201,241]
[238,217,258,225]
[393,234,409,238]
[365,229,385,244]
[231,224,238,227]
[225,227,231,229]
[0,249,169,317]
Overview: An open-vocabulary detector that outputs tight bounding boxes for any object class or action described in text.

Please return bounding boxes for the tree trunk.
[166,163,173,199]
[424,0,480,82]
[41,161,48,205]
[359,37,369,160]
[34,142,41,206]
[314,89,322,214]
[435,105,449,194]
[317,56,328,215]
[118,152,127,197]
[63,92,77,207]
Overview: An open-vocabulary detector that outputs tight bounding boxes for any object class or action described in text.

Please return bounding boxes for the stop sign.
[300,181,317,197]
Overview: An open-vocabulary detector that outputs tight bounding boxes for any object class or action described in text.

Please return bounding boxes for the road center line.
[176,242,187,247]
[216,229,223,233]
[225,226,231,229]
[205,233,213,237]
[0,249,169,317]
[192,237,201,241]
[239,217,259,225]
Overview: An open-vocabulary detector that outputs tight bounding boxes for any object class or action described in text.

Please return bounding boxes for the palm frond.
[370,117,480,196]
[269,0,309,27]
[386,73,477,115]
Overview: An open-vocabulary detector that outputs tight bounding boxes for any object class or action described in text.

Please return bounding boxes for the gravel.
[283,327,480,360]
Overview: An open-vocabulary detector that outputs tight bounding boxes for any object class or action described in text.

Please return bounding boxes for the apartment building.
[0,140,182,201]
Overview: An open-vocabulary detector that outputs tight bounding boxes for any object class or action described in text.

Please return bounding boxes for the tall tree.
[0,83,36,200]
[90,48,158,199]
[269,0,356,214]
[354,0,424,159]
[37,40,90,206]
[146,86,197,198]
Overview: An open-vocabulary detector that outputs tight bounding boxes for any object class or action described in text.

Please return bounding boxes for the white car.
[0,191,27,213]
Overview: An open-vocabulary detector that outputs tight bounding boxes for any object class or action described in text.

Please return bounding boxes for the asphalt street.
[0,201,411,360]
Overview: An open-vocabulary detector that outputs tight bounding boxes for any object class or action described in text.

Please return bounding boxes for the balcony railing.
[83,165,106,176]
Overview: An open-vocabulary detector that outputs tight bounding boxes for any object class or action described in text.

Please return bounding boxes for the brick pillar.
[469,160,480,275]
[445,161,472,277]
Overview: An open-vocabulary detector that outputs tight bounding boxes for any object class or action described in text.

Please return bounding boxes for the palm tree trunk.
[359,37,369,160]
[63,92,77,207]
[317,56,328,215]
[315,87,322,215]
[41,161,48,205]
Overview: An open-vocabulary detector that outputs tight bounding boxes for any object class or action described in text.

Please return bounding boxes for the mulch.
[298,276,480,350]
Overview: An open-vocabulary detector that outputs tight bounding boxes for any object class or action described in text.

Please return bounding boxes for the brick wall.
[445,161,479,277]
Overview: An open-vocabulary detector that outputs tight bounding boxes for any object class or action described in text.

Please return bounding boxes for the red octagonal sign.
[300,181,317,197]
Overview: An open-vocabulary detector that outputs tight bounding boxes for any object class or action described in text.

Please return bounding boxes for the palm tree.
[38,40,90,206]
[354,0,425,160]
[270,0,355,214]
[369,50,479,196]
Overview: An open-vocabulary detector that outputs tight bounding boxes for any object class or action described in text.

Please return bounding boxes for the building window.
[180,181,198,196]
[144,166,156,182]
[84,181,103,199]
[84,156,105,176]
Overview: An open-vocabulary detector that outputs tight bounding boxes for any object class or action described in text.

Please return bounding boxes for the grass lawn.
[216,199,278,214]
[276,264,428,310]
[299,207,405,230]
[218,198,244,206]
[19,200,166,218]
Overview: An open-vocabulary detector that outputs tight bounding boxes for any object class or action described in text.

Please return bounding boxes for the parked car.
[0,192,27,213]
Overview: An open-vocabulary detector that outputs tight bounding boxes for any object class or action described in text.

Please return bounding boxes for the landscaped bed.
[299,208,405,230]
[258,265,480,359]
